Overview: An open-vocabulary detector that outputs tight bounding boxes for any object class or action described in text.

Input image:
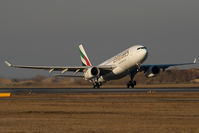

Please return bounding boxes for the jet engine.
[84,67,100,79]
[145,66,160,78]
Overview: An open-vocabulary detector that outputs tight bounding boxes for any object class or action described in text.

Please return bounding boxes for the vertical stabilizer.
[79,44,92,66]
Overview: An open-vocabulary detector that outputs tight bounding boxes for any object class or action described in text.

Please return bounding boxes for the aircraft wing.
[4,61,115,73]
[140,58,197,71]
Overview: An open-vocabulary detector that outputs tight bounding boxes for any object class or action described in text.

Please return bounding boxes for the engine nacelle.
[84,67,100,79]
[145,66,160,78]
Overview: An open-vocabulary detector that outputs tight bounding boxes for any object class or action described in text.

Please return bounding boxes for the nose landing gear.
[93,82,102,88]
[127,71,137,88]
[127,80,136,88]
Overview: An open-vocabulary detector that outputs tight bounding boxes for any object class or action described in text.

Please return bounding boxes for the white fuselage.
[97,45,148,82]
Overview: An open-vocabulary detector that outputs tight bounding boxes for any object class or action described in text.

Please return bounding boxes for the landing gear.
[93,82,102,88]
[127,71,137,88]
[127,80,136,88]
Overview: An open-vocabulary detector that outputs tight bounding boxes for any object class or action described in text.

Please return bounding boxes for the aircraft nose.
[142,48,148,60]
[144,48,148,56]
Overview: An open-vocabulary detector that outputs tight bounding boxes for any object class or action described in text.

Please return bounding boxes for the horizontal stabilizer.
[54,75,84,78]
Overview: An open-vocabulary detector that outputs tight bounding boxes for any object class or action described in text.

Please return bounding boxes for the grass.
[0,92,199,132]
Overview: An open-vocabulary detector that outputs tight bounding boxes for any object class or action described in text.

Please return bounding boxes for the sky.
[0,0,199,78]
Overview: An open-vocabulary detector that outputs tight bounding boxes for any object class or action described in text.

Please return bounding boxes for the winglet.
[194,58,197,64]
[5,61,12,67]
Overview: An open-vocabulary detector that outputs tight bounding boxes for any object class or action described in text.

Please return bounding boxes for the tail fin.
[79,44,92,66]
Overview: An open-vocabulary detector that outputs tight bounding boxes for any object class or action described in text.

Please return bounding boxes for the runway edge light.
[0,93,11,97]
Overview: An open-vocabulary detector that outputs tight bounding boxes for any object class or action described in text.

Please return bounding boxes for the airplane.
[5,44,197,88]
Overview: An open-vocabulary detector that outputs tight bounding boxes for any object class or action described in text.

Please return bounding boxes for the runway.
[1,88,199,132]
[0,88,199,94]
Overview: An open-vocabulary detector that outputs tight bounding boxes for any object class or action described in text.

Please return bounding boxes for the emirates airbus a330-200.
[5,44,197,88]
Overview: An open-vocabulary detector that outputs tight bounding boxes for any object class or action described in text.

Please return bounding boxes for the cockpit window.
[137,47,146,50]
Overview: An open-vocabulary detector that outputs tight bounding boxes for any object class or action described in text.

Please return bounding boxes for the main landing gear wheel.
[93,82,102,88]
[127,81,136,88]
